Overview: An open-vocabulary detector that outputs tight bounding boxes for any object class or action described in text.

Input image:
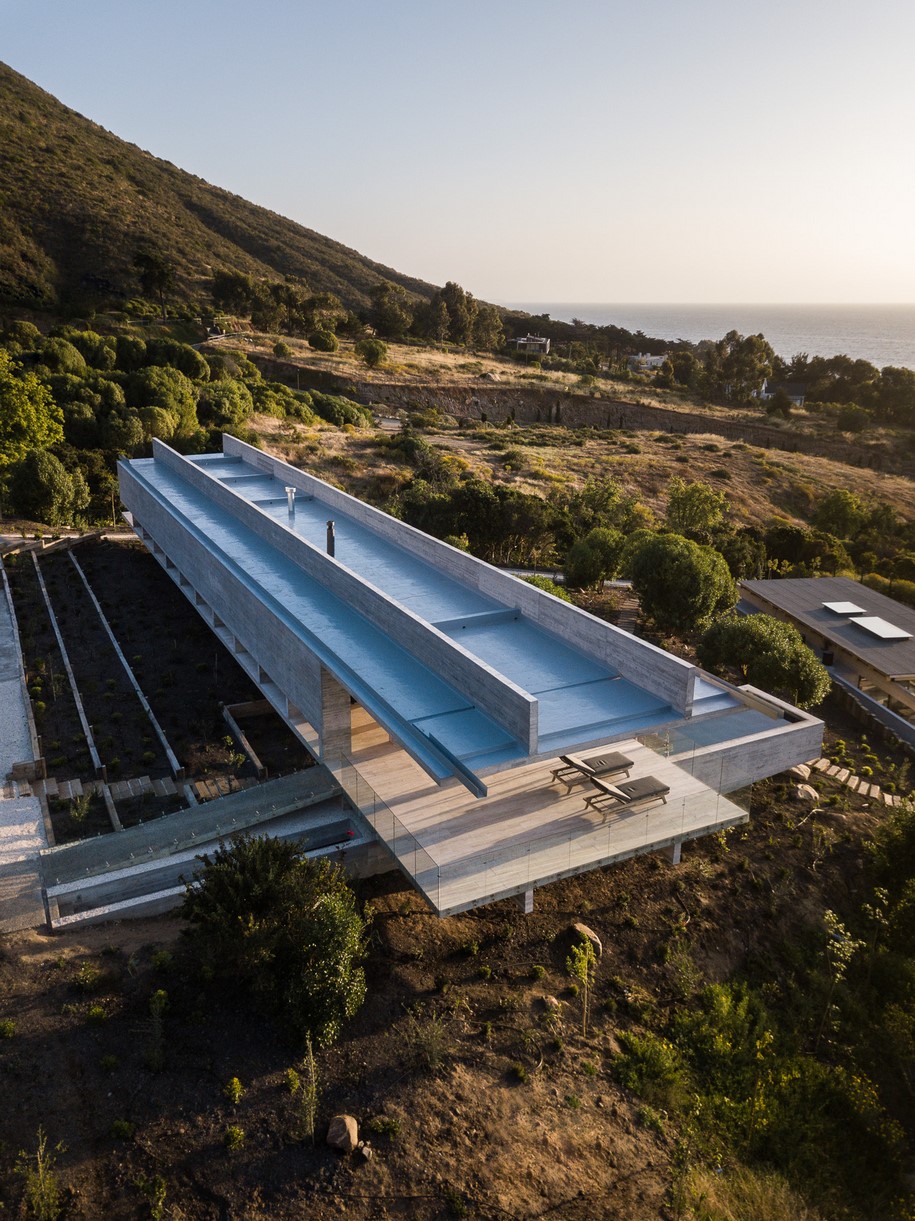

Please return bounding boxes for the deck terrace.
[342,712,746,915]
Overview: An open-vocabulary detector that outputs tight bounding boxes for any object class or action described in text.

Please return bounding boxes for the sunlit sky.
[3,0,914,304]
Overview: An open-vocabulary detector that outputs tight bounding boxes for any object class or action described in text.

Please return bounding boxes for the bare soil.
[0,717,905,1220]
[4,539,314,845]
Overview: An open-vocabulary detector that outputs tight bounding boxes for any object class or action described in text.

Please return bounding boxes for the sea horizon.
[503,302,915,371]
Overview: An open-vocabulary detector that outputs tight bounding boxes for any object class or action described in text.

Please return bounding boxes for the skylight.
[851,617,912,641]
[822,601,866,615]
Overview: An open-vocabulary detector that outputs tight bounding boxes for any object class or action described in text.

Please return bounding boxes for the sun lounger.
[550,751,634,792]
[583,774,670,817]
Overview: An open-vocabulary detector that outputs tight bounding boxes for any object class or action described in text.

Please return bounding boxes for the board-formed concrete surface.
[0,571,47,931]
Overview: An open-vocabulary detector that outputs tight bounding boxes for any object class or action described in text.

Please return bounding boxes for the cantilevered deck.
[340,711,745,915]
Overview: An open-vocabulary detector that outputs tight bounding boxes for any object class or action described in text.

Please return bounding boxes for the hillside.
[0,63,435,313]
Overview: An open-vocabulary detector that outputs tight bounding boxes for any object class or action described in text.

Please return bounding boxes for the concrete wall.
[222,435,696,716]
[118,471,327,737]
[248,359,909,477]
[152,440,538,750]
[679,689,824,792]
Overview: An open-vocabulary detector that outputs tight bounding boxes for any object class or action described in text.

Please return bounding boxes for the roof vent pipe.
[285,486,295,516]
[326,520,335,557]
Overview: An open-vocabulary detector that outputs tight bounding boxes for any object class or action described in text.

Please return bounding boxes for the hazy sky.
[3,0,914,304]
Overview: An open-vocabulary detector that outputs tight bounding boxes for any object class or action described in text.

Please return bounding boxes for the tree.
[129,366,198,437]
[196,379,254,431]
[835,403,871,434]
[0,351,64,467]
[665,478,728,539]
[9,450,89,526]
[369,281,413,339]
[564,527,623,589]
[630,532,736,635]
[704,330,774,402]
[813,489,867,541]
[471,304,504,351]
[181,835,367,1045]
[135,248,176,319]
[438,281,477,345]
[698,613,831,708]
[354,338,387,369]
[566,936,597,1036]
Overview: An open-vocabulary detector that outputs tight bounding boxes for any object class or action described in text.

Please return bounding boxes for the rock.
[480,371,500,381]
[357,1142,373,1162]
[543,995,563,1012]
[795,784,819,803]
[327,1114,358,1154]
[787,764,811,780]
[571,922,602,957]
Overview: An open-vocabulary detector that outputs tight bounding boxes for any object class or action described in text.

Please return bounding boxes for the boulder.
[795,784,819,803]
[571,922,602,957]
[543,995,563,1013]
[787,764,811,781]
[327,1114,358,1154]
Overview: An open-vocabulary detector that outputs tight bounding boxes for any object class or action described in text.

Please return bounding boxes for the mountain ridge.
[0,62,437,313]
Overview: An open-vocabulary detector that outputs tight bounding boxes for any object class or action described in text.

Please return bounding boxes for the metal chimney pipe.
[285,486,296,516]
[326,520,335,557]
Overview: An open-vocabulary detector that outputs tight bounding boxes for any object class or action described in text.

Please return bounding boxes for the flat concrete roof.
[742,577,915,679]
[119,439,821,806]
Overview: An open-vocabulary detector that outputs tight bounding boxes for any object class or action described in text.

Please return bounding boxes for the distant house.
[627,352,668,373]
[759,379,806,408]
[512,335,551,355]
[740,575,915,747]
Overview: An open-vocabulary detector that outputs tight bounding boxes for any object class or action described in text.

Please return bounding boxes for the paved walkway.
[807,757,907,806]
[0,573,47,931]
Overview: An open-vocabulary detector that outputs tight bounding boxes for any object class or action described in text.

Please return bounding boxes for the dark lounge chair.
[583,774,671,817]
[550,751,634,792]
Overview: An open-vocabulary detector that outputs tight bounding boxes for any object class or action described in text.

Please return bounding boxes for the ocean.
[504,303,915,372]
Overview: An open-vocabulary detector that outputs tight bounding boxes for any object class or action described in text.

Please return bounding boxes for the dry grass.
[252,409,915,536]
[685,1165,827,1221]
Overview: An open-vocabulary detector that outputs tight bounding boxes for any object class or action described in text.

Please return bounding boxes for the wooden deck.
[343,709,747,915]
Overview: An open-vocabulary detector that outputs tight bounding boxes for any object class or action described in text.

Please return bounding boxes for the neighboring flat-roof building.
[741,576,915,744]
[117,437,822,914]
[512,335,551,354]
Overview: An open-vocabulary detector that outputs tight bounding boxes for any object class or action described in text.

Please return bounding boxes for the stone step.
[813,758,831,773]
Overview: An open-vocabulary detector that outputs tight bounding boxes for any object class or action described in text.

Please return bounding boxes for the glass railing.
[332,755,441,911]
[333,739,746,916]
[41,771,340,886]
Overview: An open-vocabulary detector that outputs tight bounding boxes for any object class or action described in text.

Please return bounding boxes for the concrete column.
[668,840,682,866]
[319,667,352,763]
[517,888,534,914]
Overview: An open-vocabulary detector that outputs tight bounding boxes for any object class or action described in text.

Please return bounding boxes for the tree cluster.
[0,320,372,527]
[181,835,367,1046]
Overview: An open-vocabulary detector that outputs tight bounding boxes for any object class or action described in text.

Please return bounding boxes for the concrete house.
[114,437,823,915]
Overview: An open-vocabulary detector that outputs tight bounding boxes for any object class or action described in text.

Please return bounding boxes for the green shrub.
[0,1018,15,1038]
[308,330,338,353]
[224,1125,245,1153]
[110,1119,134,1140]
[71,962,101,993]
[614,1030,690,1110]
[223,1077,244,1105]
[181,837,367,1046]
